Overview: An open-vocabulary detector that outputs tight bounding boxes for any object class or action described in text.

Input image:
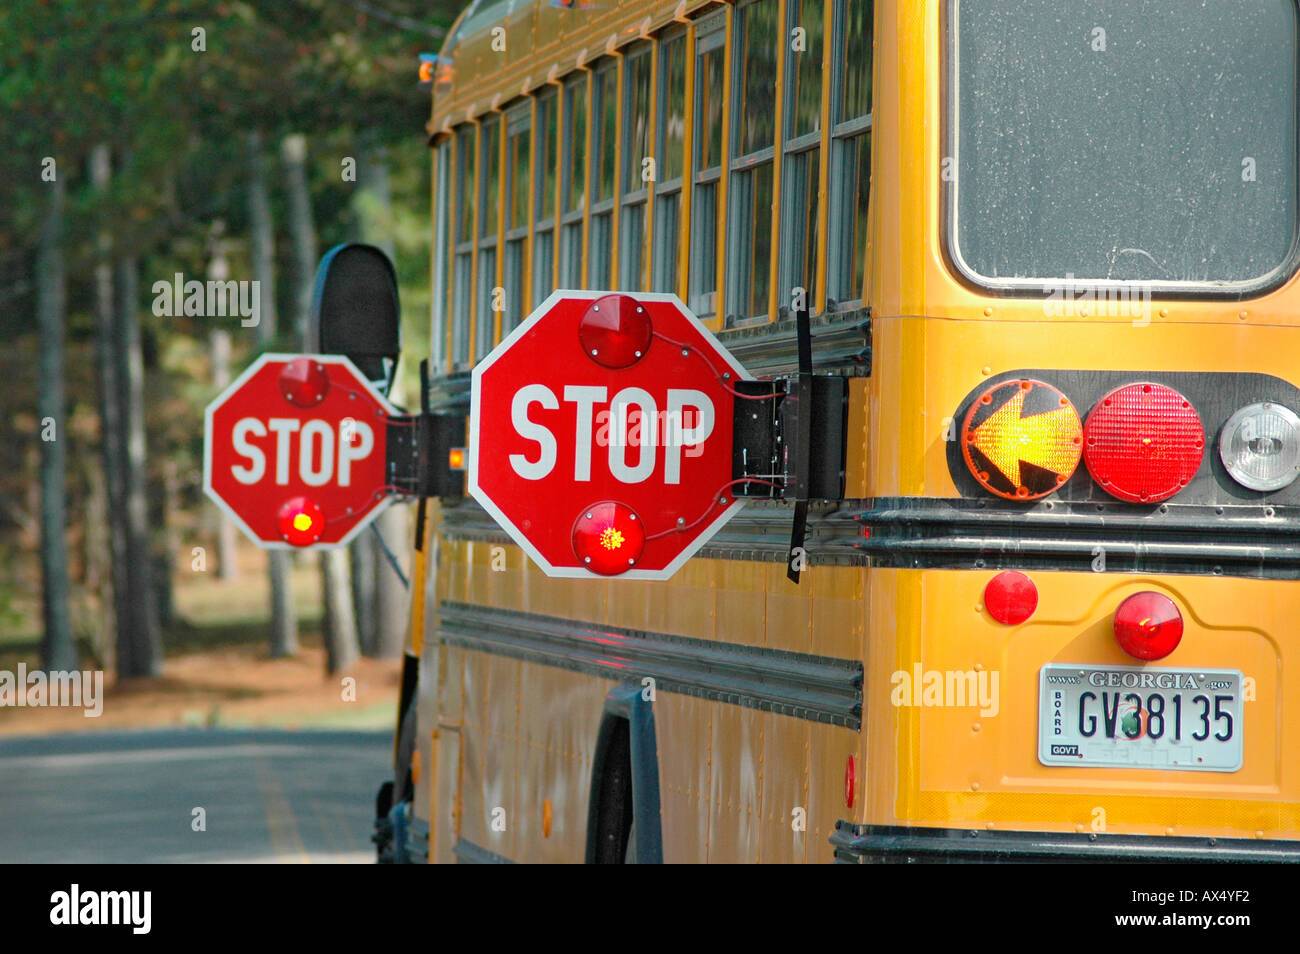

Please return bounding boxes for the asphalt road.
[0,729,391,863]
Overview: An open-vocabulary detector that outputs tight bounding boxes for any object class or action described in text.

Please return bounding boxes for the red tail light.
[1083,383,1204,503]
[1114,591,1183,660]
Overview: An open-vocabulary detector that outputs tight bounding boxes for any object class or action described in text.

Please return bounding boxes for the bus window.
[560,74,588,288]
[654,30,687,294]
[780,0,824,315]
[533,89,558,305]
[951,0,1298,292]
[690,16,726,321]
[504,104,530,327]
[620,45,652,290]
[726,0,779,325]
[589,61,618,288]
[431,139,450,371]
[452,126,476,366]
[476,114,501,357]
[827,0,872,307]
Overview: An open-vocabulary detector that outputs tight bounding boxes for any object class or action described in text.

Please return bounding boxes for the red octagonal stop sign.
[470,291,753,579]
[204,353,398,549]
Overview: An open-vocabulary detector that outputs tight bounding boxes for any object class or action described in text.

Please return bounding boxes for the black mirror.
[308,243,401,393]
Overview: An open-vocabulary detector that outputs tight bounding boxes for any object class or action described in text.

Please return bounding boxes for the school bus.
[377,0,1300,862]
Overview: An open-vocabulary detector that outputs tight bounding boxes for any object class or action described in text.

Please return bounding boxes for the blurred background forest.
[0,0,461,727]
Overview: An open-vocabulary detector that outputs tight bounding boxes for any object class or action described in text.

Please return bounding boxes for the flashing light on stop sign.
[278,495,324,546]
[572,501,646,575]
[278,357,330,408]
[579,294,653,369]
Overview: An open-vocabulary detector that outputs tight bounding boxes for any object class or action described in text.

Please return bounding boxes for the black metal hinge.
[731,308,851,582]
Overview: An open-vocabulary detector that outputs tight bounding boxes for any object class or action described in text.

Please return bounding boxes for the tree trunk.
[36,173,75,672]
[90,144,132,673]
[115,251,163,677]
[249,128,297,657]
[247,130,278,347]
[282,133,318,344]
[351,532,377,656]
[268,550,298,658]
[320,549,359,674]
[285,132,358,672]
[209,328,240,581]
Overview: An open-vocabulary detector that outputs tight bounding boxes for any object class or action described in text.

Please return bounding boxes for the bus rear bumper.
[830,822,1300,864]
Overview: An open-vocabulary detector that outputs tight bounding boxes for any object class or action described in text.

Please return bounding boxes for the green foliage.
[0,0,461,633]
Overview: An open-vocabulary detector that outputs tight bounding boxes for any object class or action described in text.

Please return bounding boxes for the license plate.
[1038,664,1243,772]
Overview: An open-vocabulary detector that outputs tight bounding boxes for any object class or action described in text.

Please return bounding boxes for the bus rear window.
[951,0,1299,291]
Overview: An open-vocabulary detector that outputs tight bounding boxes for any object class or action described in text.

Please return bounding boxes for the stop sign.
[470,291,753,579]
[204,353,398,549]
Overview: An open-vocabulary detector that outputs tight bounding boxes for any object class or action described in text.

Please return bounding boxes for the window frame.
[689,12,729,324]
[653,26,690,294]
[619,42,655,291]
[588,58,621,289]
[475,112,503,359]
[942,0,1300,300]
[533,85,560,305]
[825,0,872,308]
[432,138,451,373]
[502,101,532,329]
[451,123,479,370]
[559,72,590,288]
[778,0,827,316]
[725,0,781,327]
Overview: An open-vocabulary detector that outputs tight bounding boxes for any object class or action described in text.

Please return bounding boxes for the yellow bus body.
[397,0,1300,862]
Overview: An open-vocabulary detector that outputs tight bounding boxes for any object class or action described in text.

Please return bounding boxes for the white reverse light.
[1219,402,1300,492]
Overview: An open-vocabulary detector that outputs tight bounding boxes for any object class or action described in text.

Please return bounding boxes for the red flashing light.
[983,570,1038,625]
[1114,591,1183,661]
[278,358,330,408]
[277,495,324,546]
[844,755,856,809]
[1083,383,1204,504]
[571,501,646,575]
[578,294,653,369]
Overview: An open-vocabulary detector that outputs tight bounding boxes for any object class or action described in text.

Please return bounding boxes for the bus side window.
[726,0,779,326]
[504,104,531,328]
[533,89,558,305]
[588,60,619,289]
[475,115,502,358]
[690,15,726,322]
[619,44,653,291]
[560,74,588,288]
[653,30,688,296]
[432,139,451,372]
[827,0,873,308]
[780,0,824,316]
[452,125,476,369]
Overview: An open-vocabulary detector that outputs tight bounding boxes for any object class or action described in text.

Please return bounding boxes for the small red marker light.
[844,755,856,809]
[1114,591,1183,660]
[277,495,324,546]
[983,570,1038,625]
[571,501,645,575]
[578,294,653,369]
[279,358,330,408]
